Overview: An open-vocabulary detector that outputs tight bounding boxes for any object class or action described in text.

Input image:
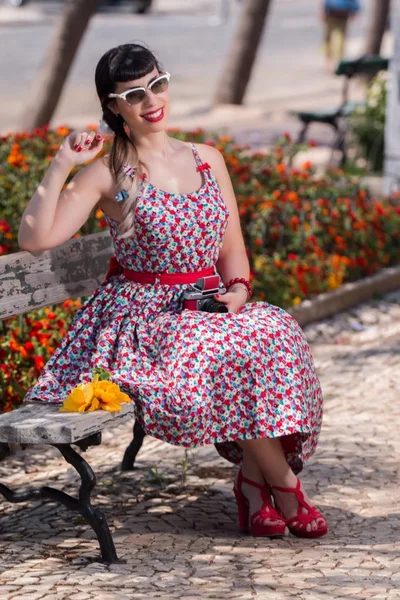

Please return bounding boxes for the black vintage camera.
[181,274,228,313]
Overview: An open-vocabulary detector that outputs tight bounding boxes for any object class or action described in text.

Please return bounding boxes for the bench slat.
[0,231,113,320]
[0,403,135,444]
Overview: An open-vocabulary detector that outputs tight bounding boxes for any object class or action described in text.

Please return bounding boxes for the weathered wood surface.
[0,231,114,320]
[0,402,135,444]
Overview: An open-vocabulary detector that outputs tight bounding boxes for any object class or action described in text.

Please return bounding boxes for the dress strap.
[190,143,203,167]
[190,143,211,174]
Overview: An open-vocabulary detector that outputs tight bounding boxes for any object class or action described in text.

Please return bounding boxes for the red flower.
[33,356,45,371]
[0,220,10,233]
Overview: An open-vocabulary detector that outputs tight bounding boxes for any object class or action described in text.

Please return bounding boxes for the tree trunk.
[365,0,390,55]
[213,0,272,105]
[20,0,100,132]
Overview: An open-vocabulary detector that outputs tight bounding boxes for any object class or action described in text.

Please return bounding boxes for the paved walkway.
[0,291,399,599]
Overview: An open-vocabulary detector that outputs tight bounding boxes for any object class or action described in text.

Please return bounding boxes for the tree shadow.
[0,449,399,598]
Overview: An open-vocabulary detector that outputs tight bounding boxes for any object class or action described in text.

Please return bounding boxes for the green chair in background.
[292,55,389,165]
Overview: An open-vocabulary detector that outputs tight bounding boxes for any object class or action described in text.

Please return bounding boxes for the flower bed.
[1,126,399,410]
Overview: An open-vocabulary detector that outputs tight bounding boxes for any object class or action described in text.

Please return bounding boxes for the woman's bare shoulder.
[191,142,227,173]
[91,153,113,180]
[81,153,116,202]
[88,154,122,218]
[191,142,225,161]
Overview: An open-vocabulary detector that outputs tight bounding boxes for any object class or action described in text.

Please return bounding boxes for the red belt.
[103,255,216,285]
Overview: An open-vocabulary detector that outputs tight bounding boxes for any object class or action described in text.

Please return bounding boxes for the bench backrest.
[335,54,389,78]
[0,232,113,320]
[335,54,389,105]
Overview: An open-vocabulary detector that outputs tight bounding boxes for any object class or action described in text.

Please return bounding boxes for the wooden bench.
[0,232,148,564]
[292,54,389,165]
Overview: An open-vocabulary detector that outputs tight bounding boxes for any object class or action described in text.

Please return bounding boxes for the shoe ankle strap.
[238,469,267,490]
[270,478,302,494]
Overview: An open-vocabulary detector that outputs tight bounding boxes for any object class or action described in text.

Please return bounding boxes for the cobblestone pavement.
[0,291,399,600]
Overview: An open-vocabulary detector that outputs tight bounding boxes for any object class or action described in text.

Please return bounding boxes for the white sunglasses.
[108,72,171,106]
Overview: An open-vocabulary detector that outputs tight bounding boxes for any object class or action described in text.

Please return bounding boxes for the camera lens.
[200,298,229,313]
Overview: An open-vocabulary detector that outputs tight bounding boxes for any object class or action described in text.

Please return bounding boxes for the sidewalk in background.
[0,0,391,156]
[0,0,217,24]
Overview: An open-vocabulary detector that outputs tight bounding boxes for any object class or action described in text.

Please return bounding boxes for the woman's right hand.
[56,131,105,167]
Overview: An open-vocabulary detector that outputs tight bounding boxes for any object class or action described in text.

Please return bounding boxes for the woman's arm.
[18,132,107,252]
[195,143,250,303]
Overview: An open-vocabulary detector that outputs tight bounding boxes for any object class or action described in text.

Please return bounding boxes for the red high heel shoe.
[233,469,287,538]
[269,478,328,539]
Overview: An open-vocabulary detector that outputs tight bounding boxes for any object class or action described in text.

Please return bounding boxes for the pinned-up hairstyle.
[95,43,163,238]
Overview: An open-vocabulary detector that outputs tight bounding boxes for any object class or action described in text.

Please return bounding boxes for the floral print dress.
[24,144,323,473]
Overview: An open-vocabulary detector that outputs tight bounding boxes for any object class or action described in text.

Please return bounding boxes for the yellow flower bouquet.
[60,368,131,413]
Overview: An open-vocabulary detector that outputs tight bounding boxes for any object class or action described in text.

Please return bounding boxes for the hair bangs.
[109,48,158,84]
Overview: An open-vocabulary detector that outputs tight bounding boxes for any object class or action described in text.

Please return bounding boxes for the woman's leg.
[323,16,334,72]
[237,437,323,532]
[237,446,283,527]
[331,16,349,64]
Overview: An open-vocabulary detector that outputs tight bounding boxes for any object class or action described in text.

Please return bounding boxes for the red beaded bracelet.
[225,277,253,300]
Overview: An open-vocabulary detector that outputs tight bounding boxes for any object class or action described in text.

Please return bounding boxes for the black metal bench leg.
[296,122,309,144]
[332,123,347,167]
[121,419,147,471]
[337,129,348,167]
[0,441,120,564]
[54,443,119,564]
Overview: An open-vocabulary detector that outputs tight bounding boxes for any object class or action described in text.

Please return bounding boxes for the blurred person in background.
[321,0,361,72]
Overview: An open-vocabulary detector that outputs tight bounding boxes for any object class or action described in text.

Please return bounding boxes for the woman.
[18,43,327,539]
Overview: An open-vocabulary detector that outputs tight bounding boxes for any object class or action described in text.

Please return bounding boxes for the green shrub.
[349,72,387,173]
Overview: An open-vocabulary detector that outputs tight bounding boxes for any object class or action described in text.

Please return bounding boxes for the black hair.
[94,43,163,238]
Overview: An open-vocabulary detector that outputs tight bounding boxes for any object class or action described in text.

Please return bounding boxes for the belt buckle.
[154,274,161,285]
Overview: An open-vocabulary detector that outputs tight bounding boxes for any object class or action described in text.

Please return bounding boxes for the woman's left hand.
[215,289,247,314]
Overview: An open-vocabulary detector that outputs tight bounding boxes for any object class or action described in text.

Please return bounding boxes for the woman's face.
[109,67,170,135]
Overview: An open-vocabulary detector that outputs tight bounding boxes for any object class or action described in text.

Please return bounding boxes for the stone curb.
[288,264,400,327]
